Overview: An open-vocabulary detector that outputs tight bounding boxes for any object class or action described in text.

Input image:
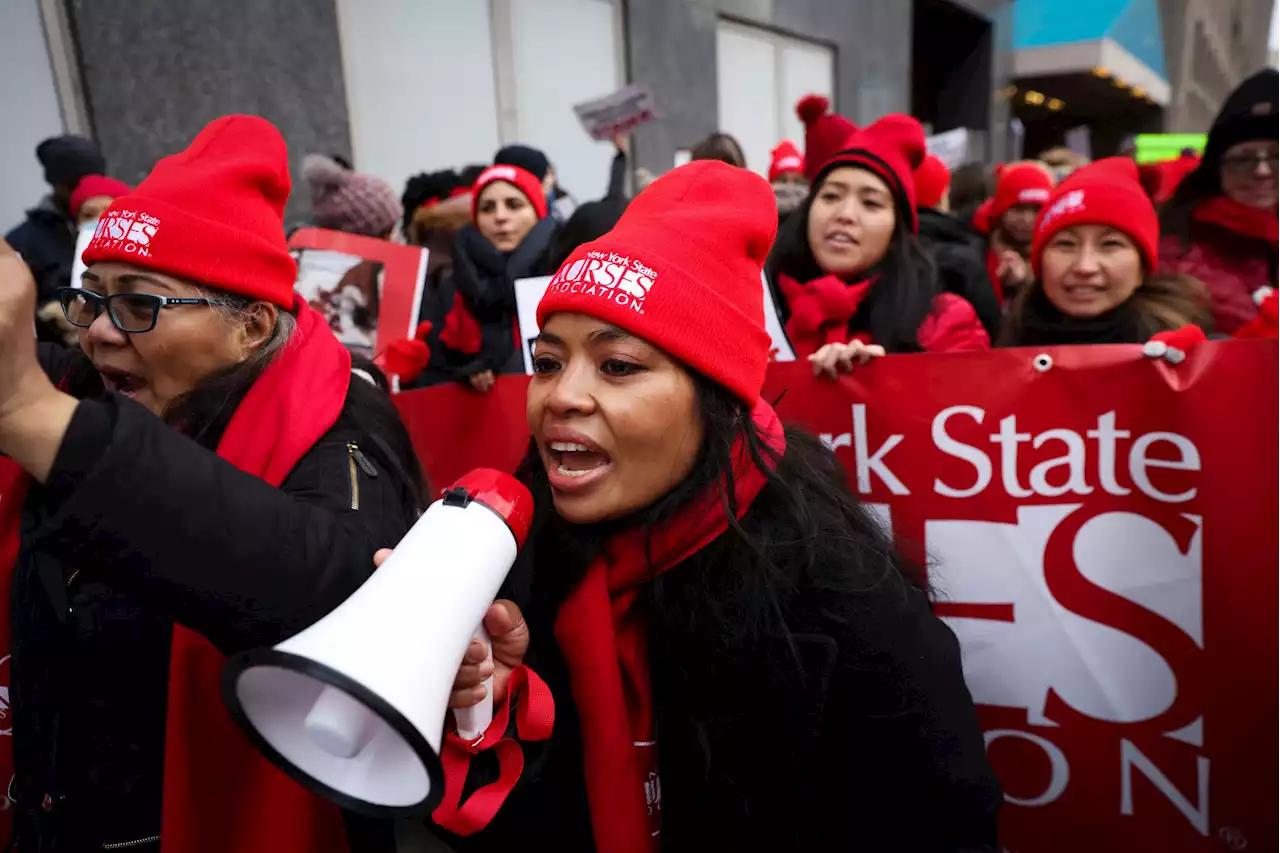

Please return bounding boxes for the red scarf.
[776,273,874,358]
[553,400,785,853]
[1193,196,1279,248]
[0,298,354,852]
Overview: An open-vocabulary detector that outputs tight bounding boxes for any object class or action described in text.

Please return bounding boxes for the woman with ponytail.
[428,161,1000,852]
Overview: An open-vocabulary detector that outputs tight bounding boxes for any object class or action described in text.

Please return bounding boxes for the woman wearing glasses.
[1159,68,1278,335]
[0,116,421,852]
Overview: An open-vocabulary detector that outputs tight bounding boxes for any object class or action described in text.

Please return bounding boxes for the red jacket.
[1158,223,1275,335]
[912,294,992,352]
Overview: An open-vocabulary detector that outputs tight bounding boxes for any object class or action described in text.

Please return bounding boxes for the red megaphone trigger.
[442,469,534,550]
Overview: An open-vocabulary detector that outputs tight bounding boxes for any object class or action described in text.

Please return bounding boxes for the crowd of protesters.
[0,60,1274,853]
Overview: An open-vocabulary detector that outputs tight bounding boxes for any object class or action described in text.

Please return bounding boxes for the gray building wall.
[627,0,1013,176]
[1160,0,1275,133]
[66,0,351,221]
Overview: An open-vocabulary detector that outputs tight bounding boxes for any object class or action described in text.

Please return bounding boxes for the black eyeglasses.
[57,287,212,333]
[1221,151,1279,176]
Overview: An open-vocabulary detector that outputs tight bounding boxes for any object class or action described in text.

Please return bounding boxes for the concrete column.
[66,0,352,221]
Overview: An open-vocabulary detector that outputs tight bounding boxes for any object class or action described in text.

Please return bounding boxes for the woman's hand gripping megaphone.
[373,550,529,712]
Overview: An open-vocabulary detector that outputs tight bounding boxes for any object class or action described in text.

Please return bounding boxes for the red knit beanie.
[471,164,548,220]
[990,162,1054,222]
[768,140,805,182]
[70,175,131,219]
[81,115,297,308]
[537,160,775,406]
[1031,157,1160,275]
[812,114,928,232]
[972,199,994,235]
[795,94,857,183]
[914,154,951,210]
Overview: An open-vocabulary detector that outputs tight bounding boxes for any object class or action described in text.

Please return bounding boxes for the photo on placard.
[293,249,385,359]
[287,228,429,361]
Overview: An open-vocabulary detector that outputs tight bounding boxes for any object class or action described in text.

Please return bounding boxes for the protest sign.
[69,221,96,288]
[573,82,658,141]
[926,127,974,170]
[288,228,428,359]
[396,341,1279,853]
[513,271,795,374]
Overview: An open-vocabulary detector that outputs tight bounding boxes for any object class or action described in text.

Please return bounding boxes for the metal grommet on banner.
[1033,353,1054,372]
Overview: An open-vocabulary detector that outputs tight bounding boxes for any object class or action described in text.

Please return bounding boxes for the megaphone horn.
[222,469,534,817]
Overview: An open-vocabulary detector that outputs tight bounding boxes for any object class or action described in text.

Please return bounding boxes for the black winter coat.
[431,444,1002,852]
[5,198,77,304]
[419,219,558,386]
[9,345,418,852]
[918,208,1003,339]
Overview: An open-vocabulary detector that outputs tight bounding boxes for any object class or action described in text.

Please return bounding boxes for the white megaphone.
[221,468,534,817]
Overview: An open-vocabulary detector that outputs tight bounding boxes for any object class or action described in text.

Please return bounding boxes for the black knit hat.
[494,144,550,182]
[36,135,105,186]
[1204,69,1278,166]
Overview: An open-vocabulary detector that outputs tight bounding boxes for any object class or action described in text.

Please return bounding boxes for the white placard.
[514,272,795,374]
[926,127,973,171]
[572,82,658,142]
[69,221,96,288]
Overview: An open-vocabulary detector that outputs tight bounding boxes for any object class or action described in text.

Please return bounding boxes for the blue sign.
[1014,0,1167,79]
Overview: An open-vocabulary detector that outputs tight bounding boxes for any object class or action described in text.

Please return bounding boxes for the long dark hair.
[765,184,941,353]
[1159,161,1221,247]
[162,294,427,511]
[516,372,921,640]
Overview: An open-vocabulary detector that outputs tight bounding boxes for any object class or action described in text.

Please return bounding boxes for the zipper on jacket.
[102,835,160,850]
[346,442,377,510]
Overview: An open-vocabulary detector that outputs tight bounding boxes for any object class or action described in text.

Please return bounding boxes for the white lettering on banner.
[547,250,656,314]
[1120,741,1210,835]
[932,406,991,498]
[820,405,908,495]
[984,730,1070,806]
[933,506,1208,833]
[1129,433,1200,502]
[93,210,160,258]
[930,409,1200,503]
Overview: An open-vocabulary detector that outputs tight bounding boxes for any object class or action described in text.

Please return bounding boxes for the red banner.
[396,340,1279,852]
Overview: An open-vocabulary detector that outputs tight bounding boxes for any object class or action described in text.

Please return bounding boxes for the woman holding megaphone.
[0,117,424,851]
[430,161,1000,851]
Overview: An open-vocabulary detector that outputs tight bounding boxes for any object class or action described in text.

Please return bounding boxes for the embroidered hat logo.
[547,250,658,314]
[1038,189,1086,234]
[93,210,160,258]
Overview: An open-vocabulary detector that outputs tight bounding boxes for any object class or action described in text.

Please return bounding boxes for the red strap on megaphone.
[432,664,554,835]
